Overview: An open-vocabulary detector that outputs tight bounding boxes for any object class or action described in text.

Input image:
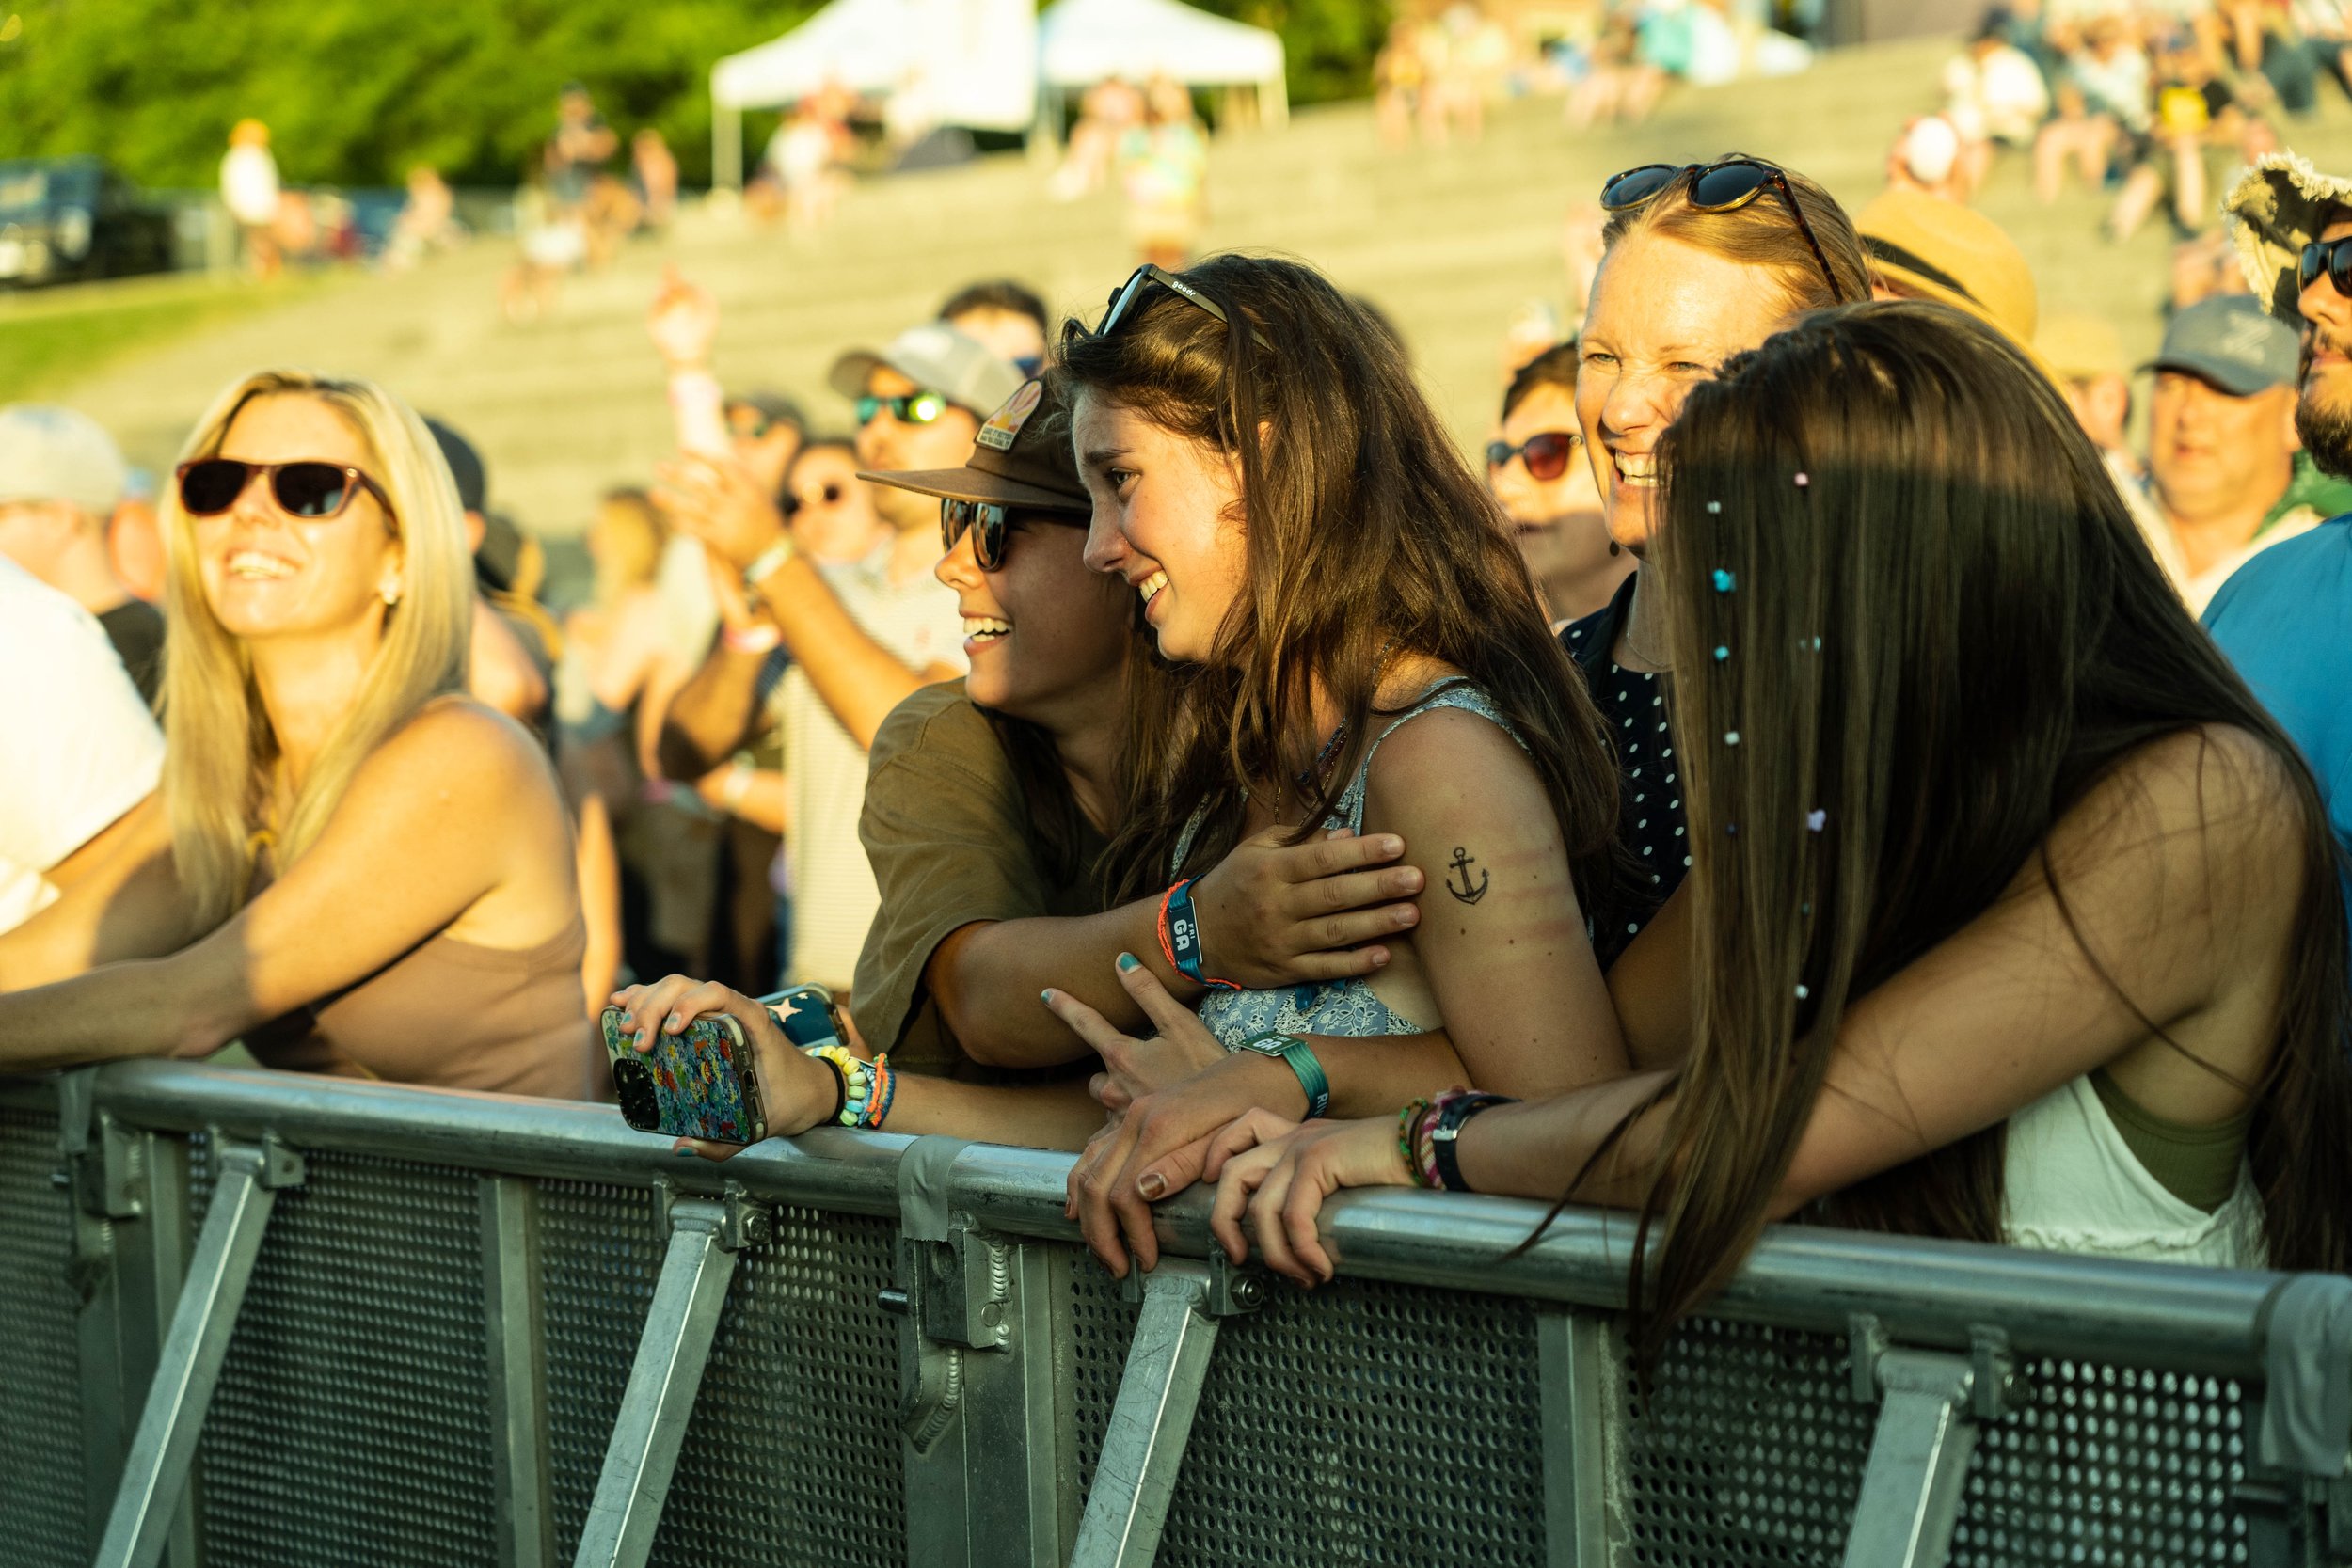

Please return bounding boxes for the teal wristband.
[1236,1032,1330,1119]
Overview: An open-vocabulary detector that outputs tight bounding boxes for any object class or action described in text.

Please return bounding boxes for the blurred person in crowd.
[1119,78,1209,271]
[1565,7,1667,130]
[0,370,595,1095]
[631,128,679,232]
[424,419,558,728]
[2108,30,2241,243]
[2138,295,2325,610]
[1050,77,1145,200]
[655,323,1013,993]
[1561,156,1869,971]
[219,119,282,280]
[1051,256,1639,1275]
[645,266,812,511]
[2206,150,2352,867]
[1943,13,2052,157]
[0,557,162,939]
[384,166,462,273]
[0,406,165,704]
[725,391,808,503]
[940,278,1052,376]
[502,168,584,324]
[2036,310,2172,546]
[1488,342,1630,624]
[767,96,847,235]
[547,83,617,214]
[1884,114,1974,202]
[1374,20,1428,150]
[2036,19,2148,206]
[1188,302,2352,1298]
[108,470,168,605]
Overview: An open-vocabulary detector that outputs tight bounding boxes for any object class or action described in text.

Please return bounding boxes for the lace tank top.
[1177,680,1527,1050]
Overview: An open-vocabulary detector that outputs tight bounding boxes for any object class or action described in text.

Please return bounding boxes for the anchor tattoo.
[1443,847,1489,905]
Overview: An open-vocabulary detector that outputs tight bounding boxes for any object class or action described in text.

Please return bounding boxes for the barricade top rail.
[3,1058,2312,1381]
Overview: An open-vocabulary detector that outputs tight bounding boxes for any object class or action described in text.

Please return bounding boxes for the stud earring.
[381,582,403,607]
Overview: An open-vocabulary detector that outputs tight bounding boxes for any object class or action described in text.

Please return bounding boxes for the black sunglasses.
[1600,159,1844,303]
[1093,264,1273,348]
[940,499,1083,570]
[2300,236,2352,298]
[1486,430,1580,482]
[176,458,395,523]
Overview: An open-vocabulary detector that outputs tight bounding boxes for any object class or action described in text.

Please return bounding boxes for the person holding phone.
[612,374,1434,1150]
[0,369,596,1097]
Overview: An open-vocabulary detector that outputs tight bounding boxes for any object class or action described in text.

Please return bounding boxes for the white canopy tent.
[1038,0,1287,122]
[709,0,1036,187]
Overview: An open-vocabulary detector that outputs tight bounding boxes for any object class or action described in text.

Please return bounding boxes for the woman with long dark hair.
[1046,255,1634,1272]
[1189,304,2352,1338]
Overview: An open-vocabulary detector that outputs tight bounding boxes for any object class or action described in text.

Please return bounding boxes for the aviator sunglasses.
[1600,158,1845,302]
[940,499,1084,570]
[856,391,949,426]
[175,458,395,522]
[1486,430,1581,482]
[2299,236,2352,298]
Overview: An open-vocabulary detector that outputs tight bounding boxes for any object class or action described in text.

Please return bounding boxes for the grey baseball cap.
[828,323,1024,418]
[2142,295,2299,396]
[0,404,128,517]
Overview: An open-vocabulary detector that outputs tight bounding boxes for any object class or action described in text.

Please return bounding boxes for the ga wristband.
[1158,877,1240,990]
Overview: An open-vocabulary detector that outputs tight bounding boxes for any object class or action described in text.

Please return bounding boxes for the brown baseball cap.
[1856,188,2040,347]
[858,375,1089,514]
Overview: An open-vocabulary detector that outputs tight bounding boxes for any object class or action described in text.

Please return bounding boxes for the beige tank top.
[245,910,598,1100]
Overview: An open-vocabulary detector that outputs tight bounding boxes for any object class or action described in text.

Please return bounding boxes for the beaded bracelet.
[1157,878,1241,990]
[803,1044,895,1130]
[1409,1092,1454,1189]
[1396,1097,1435,1187]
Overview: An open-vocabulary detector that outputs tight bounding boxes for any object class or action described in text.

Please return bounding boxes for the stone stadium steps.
[49,35,2352,540]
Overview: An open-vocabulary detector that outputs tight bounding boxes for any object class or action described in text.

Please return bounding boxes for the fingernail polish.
[1040,988,1055,1005]
[673,1148,697,1158]
[1116,952,1140,972]
[1137,1172,1166,1199]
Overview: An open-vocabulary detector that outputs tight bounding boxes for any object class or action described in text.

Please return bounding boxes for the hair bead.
[1712,569,1736,593]
[1805,809,1826,832]
[1713,645,1730,661]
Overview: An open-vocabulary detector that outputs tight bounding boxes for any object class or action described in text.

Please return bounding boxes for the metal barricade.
[1,1061,2344,1568]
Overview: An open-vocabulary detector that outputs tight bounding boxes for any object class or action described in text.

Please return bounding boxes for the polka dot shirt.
[1558,576,1687,971]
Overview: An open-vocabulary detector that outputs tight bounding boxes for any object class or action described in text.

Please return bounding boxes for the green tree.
[1192,0,1393,104]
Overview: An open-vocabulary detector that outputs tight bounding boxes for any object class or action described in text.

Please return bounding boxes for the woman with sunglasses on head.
[1050,256,1635,1275]
[612,378,1426,1149]
[0,370,596,1095]
[1488,340,1631,625]
[1190,303,2352,1309]
[1560,157,1869,971]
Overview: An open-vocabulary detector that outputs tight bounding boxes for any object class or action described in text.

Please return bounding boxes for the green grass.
[0,271,332,401]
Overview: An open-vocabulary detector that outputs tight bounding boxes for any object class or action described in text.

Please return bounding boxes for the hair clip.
[1793,472,1809,488]
[1712,569,1736,593]
[1713,645,1730,661]
[1706,499,1723,515]
[1805,809,1826,832]
[1723,730,1740,745]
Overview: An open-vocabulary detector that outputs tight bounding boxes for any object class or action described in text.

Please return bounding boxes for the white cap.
[0,404,129,518]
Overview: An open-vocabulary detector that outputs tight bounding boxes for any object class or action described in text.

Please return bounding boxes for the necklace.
[1620,578,1672,673]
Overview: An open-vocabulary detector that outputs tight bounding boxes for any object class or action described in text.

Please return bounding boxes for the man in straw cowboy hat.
[2202,151,2352,868]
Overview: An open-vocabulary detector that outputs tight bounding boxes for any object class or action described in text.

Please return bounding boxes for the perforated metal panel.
[1952,1359,2249,1566]
[190,1141,498,1568]
[1617,1316,1876,1567]
[0,1107,88,1568]
[1152,1272,1549,1567]
[1068,1259,1140,1494]
[539,1182,909,1567]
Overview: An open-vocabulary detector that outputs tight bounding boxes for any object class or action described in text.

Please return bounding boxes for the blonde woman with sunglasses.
[0,370,596,1096]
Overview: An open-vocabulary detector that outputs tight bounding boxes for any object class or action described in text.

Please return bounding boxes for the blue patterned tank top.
[1175,680,1526,1049]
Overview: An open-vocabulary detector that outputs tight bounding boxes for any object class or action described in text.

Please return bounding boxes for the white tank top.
[2000,1075,2265,1267]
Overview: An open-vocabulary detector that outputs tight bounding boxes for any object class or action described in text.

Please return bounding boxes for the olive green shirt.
[850,682,1111,1079]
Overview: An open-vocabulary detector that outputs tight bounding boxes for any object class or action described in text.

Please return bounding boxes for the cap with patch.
[2142,294,2298,396]
[2225,149,2352,320]
[1857,188,2040,346]
[828,323,1024,419]
[0,404,128,518]
[859,376,1089,514]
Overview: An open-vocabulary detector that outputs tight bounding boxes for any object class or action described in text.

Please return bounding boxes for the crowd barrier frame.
[1,1059,2346,1568]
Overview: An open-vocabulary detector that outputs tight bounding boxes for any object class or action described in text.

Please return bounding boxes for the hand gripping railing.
[3,1060,2345,1568]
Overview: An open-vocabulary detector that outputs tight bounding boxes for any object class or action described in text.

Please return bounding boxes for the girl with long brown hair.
[1189,304,2352,1336]
[1043,255,1634,1274]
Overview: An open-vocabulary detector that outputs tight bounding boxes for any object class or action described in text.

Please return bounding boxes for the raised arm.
[0,702,559,1070]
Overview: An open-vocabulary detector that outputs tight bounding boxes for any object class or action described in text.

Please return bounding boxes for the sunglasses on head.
[176,458,395,523]
[856,391,949,427]
[1486,430,1581,482]
[2300,236,2352,298]
[1600,158,1844,303]
[1093,263,1274,347]
[940,498,1083,570]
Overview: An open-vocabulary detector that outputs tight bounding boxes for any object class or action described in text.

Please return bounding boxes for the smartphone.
[603,1006,767,1144]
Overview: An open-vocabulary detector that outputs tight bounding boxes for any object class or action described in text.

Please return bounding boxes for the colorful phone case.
[602,1007,767,1144]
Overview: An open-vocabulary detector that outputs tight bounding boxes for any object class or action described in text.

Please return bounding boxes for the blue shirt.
[2201,513,2352,861]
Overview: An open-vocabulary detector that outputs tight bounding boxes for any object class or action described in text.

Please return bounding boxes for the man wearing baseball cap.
[656,320,1016,993]
[2204,150,2352,877]
[2137,294,2324,611]
[0,404,164,704]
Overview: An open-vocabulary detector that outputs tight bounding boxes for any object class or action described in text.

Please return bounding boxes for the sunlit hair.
[590,486,666,601]
[1612,301,2351,1361]
[1057,255,1620,911]
[1599,158,1870,316]
[160,369,471,929]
